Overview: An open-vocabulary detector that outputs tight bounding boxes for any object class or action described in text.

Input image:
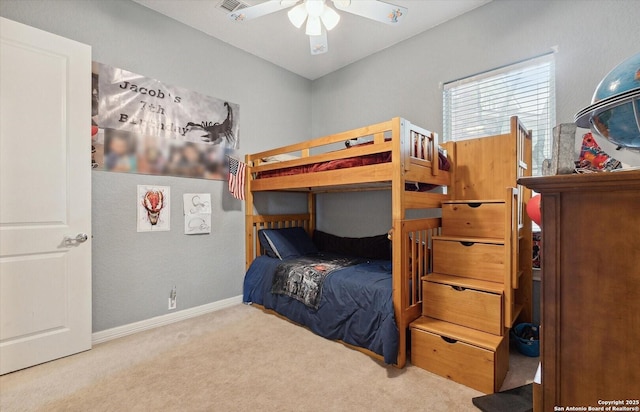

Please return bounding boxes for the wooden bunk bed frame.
[244,118,450,368]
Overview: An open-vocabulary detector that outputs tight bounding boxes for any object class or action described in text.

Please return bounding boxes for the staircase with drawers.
[410,117,533,394]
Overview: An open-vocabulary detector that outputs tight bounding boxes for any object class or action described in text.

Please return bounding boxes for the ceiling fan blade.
[332,0,407,25]
[288,3,308,28]
[228,0,297,22]
[309,30,328,55]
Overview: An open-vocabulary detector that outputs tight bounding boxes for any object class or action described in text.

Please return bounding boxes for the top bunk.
[245,117,451,195]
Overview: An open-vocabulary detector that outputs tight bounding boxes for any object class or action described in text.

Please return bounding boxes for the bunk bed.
[243,118,451,368]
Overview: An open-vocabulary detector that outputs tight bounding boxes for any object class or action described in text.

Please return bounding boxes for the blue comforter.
[243,255,399,364]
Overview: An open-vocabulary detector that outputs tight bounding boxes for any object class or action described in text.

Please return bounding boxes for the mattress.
[256,145,450,191]
[257,151,391,178]
[243,254,399,364]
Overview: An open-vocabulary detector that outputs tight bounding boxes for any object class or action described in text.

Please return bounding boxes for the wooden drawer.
[423,280,503,335]
[442,201,505,239]
[410,317,508,394]
[433,238,504,282]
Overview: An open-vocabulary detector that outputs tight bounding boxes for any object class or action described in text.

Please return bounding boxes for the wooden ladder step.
[425,273,504,295]
[442,199,505,205]
[432,235,505,245]
[410,317,503,351]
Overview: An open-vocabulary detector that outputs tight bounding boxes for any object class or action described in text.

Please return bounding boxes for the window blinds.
[443,54,556,176]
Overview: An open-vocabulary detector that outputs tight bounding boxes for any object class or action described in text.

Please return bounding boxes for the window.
[443,54,556,176]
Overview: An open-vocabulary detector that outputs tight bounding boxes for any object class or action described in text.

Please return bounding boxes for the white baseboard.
[533,268,542,282]
[92,295,243,345]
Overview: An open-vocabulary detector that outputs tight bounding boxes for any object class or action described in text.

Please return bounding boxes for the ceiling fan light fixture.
[320,5,340,31]
[305,15,322,36]
[287,3,308,28]
[229,0,406,56]
[305,0,325,18]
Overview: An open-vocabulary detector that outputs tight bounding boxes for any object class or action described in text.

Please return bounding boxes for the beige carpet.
[0,304,537,411]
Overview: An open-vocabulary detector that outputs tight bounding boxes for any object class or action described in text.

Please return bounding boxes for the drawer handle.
[467,202,481,208]
[451,286,466,292]
[460,241,475,247]
[441,336,458,344]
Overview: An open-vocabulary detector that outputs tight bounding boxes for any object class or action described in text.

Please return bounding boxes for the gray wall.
[0,0,311,332]
[312,0,640,236]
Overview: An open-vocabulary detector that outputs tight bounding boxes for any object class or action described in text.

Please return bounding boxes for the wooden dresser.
[520,171,640,410]
[410,117,533,393]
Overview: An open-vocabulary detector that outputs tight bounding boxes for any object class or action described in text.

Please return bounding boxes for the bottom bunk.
[244,254,398,364]
[244,214,441,367]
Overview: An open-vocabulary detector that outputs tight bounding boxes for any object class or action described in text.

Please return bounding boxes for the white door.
[0,17,92,375]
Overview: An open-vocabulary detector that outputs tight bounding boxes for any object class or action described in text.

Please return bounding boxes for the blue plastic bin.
[512,323,540,357]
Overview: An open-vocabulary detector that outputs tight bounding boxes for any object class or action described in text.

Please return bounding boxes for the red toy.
[526,194,542,226]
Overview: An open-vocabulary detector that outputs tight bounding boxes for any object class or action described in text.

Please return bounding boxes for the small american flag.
[228,157,246,200]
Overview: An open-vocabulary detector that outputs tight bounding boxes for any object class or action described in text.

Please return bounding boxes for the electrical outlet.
[168,286,177,310]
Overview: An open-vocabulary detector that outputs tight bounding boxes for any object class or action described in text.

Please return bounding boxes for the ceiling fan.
[228,0,408,55]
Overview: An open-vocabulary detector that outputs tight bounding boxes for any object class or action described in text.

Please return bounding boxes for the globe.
[575,52,640,149]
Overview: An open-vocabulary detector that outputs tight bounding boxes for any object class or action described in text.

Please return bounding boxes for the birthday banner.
[91,62,239,180]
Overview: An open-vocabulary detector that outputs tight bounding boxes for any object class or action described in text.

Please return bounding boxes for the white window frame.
[443,54,556,176]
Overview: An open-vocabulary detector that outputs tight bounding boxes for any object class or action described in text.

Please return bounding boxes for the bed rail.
[401,218,440,307]
[405,122,440,177]
[246,117,448,192]
[393,217,442,367]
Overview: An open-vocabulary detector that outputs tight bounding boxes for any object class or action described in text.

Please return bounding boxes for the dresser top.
[518,169,640,192]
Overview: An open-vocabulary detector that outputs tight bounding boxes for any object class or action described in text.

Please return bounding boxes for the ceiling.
[133,0,491,80]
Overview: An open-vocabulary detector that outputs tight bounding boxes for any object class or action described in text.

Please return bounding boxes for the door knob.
[64,233,88,245]
[75,233,89,243]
